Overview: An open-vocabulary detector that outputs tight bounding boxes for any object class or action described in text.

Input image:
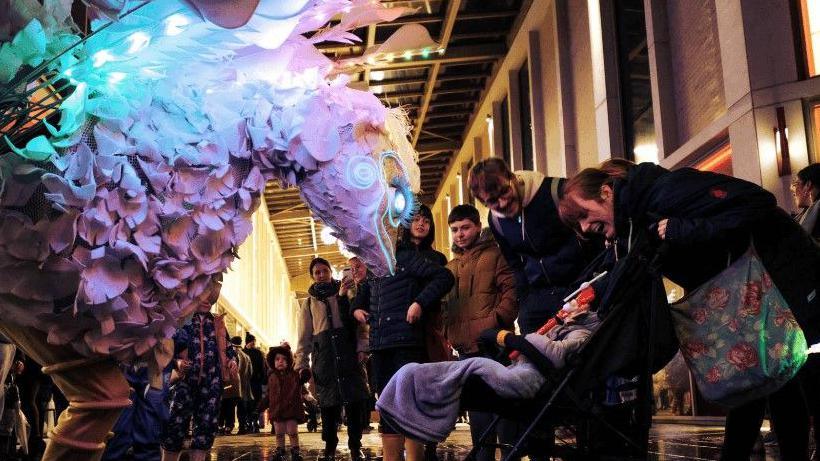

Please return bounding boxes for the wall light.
[773,106,791,176]
[485,115,495,156]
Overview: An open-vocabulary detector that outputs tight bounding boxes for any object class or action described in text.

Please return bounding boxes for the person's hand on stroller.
[478,328,517,361]
[478,327,501,354]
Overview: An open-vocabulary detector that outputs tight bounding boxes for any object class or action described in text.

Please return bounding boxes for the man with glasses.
[468,158,599,335]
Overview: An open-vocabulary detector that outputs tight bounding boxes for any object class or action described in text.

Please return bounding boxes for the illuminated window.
[799,0,820,76]
[693,141,733,176]
[810,102,820,161]
[1,78,62,137]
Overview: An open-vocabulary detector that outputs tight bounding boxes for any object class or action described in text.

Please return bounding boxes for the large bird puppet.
[0,1,426,457]
[0,0,424,363]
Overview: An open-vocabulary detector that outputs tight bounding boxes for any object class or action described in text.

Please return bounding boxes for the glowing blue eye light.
[346,156,378,189]
[393,193,406,214]
[387,178,415,228]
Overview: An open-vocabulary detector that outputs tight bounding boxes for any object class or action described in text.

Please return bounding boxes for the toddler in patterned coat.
[160,279,238,461]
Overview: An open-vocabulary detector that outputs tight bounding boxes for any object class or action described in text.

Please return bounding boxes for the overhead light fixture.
[773,106,791,177]
[320,226,337,245]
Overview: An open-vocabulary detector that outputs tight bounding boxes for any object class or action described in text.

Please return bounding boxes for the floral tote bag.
[670,247,808,408]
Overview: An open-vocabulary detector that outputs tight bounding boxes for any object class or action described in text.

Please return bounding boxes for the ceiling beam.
[388,10,518,26]
[428,99,475,108]
[282,247,341,259]
[363,24,377,87]
[374,73,485,89]
[419,150,452,162]
[424,121,467,130]
[423,110,471,120]
[416,140,459,152]
[374,77,428,87]
[269,209,312,222]
[411,61,440,147]
[451,31,507,41]
[369,44,504,72]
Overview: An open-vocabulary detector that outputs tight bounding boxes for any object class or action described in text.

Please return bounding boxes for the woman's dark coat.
[354,247,454,351]
[297,281,370,407]
[614,163,820,343]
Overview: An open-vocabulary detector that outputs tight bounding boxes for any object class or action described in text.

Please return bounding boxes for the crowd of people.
[1,159,819,461]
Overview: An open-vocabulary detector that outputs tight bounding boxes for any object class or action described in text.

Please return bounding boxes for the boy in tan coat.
[444,204,519,461]
[445,205,518,356]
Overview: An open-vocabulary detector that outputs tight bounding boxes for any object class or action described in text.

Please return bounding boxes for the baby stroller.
[460,231,678,460]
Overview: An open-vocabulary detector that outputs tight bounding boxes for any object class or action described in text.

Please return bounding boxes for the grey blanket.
[375,315,599,443]
[375,358,544,442]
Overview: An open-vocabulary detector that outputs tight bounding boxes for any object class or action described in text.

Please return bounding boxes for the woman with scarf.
[295,258,370,461]
[558,161,820,461]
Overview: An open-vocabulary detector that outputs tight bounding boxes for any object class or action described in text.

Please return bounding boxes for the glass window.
[693,141,733,176]
[501,96,510,167]
[518,60,534,170]
[614,0,656,161]
[799,0,820,76]
[809,102,820,162]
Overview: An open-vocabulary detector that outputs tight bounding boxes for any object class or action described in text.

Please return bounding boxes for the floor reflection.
[193,422,792,461]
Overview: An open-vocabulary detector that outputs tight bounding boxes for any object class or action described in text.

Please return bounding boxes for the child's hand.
[353,309,369,323]
[177,359,192,374]
[657,219,668,240]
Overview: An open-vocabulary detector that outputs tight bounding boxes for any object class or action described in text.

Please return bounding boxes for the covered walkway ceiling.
[265,0,527,277]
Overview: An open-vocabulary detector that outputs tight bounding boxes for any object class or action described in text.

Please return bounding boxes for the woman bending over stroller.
[558,161,820,461]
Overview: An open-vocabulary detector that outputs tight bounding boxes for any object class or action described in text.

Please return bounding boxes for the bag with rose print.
[670,247,808,408]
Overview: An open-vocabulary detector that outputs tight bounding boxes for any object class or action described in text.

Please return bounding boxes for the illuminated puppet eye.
[346,156,379,189]
[388,177,416,228]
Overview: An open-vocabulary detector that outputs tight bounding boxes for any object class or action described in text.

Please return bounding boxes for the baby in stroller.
[376,286,602,444]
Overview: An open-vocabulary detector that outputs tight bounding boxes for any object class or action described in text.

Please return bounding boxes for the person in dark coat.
[559,161,820,461]
[791,163,820,457]
[295,258,370,461]
[793,163,820,243]
[261,344,306,461]
[397,205,451,363]
[468,158,600,335]
[352,234,454,461]
[397,204,451,461]
[244,333,267,433]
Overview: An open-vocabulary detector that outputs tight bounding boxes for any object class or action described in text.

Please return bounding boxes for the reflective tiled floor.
[197,423,788,461]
